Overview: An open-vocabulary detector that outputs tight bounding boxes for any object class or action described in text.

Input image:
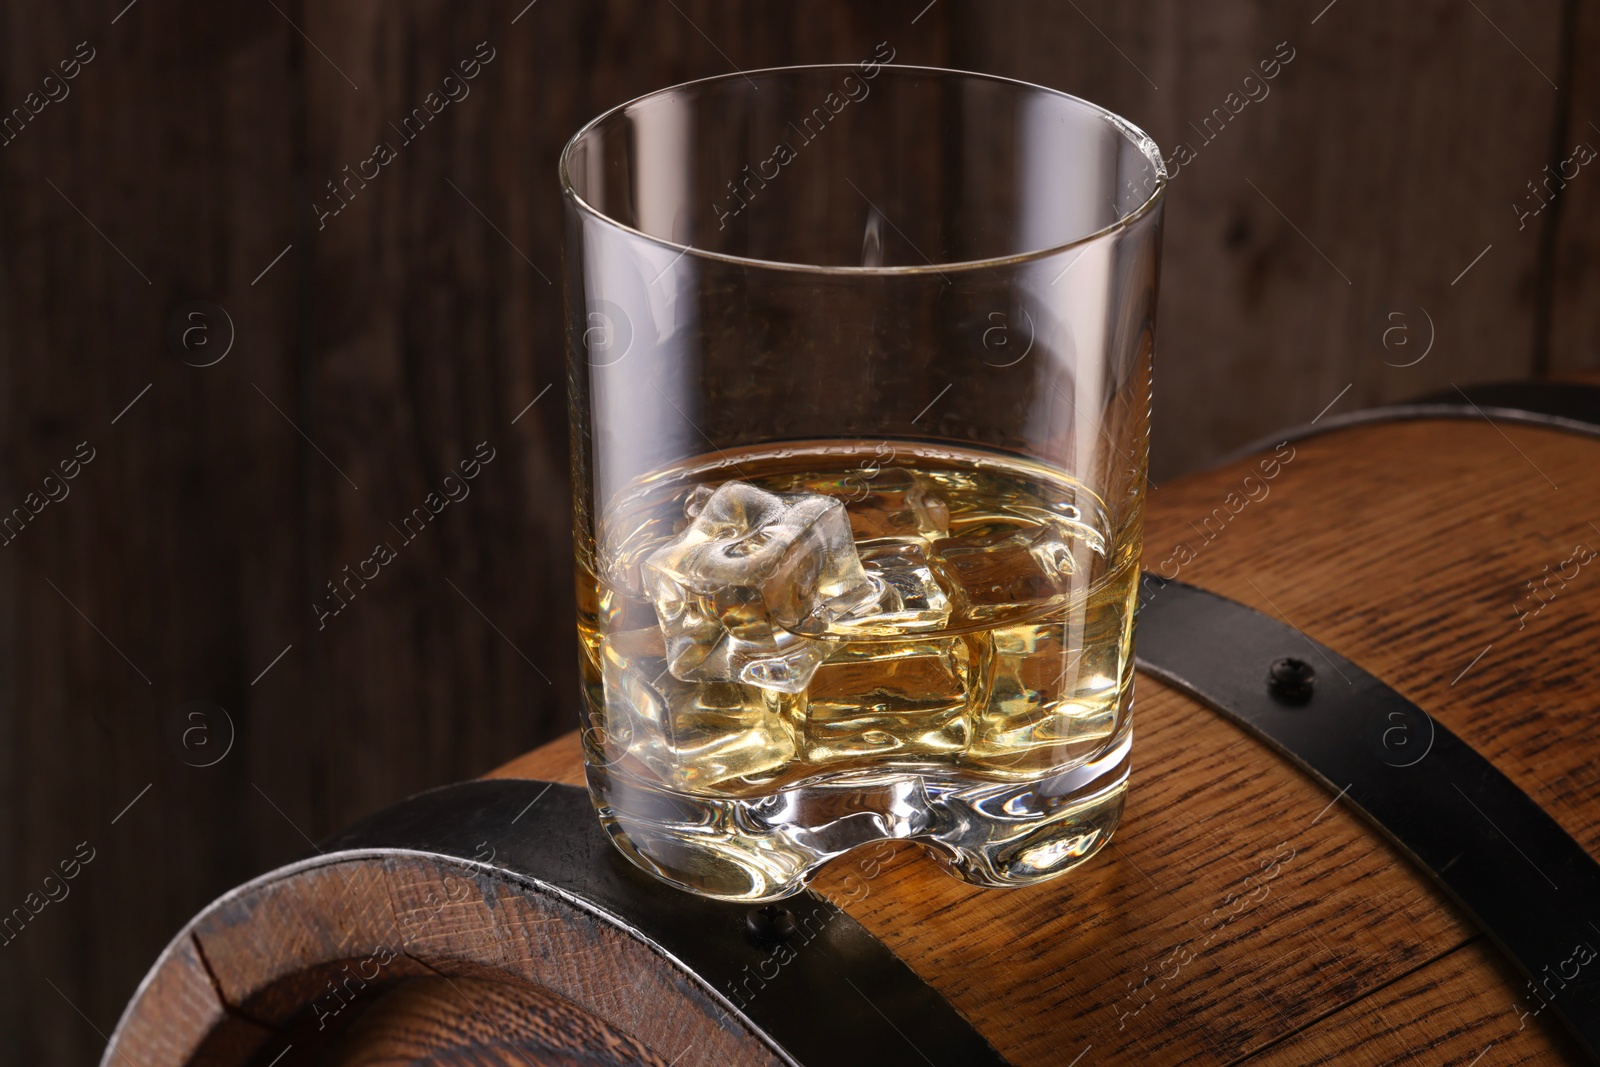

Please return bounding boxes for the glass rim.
[559,63,1168,276]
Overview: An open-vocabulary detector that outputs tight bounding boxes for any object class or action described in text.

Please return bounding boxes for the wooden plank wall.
[0,1,1590,1063]
[951,0,1580,470]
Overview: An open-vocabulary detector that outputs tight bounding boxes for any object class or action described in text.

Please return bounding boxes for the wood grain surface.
[954,0,1576,464]
[326,977,672,1067]
[6,2,1599,1064]
[1550,0,1600,375]
[0,3,307,1061]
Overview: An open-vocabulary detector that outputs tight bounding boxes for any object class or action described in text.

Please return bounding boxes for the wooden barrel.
[106,385,1600,1066]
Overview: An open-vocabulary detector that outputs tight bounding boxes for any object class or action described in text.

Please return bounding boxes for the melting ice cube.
[642,481,886,693]
[832,541,952,637]
[600,628,799,788]
[932,520,1084,620]
[803,635,974,762]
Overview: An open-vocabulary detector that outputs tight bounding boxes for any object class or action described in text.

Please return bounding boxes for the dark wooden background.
[1,1,1595,1062]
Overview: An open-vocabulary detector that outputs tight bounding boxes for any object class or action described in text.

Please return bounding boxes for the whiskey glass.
[562,64,1165,901]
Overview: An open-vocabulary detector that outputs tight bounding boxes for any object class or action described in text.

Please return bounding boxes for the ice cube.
[641,481,884,693]
[597,506,684,598]
[932,520,1084,620]
[683,483,715,518]
[763,467,950,543]
[841,468,951,543]
[803,635,976,762]
[830,541,952,636]
[967,610,1129,775]
[601,628,799,789]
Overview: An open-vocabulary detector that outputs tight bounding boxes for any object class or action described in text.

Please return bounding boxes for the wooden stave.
[108,412,1600,1065]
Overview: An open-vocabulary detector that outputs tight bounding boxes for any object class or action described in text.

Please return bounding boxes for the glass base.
[589,730,1131,902]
